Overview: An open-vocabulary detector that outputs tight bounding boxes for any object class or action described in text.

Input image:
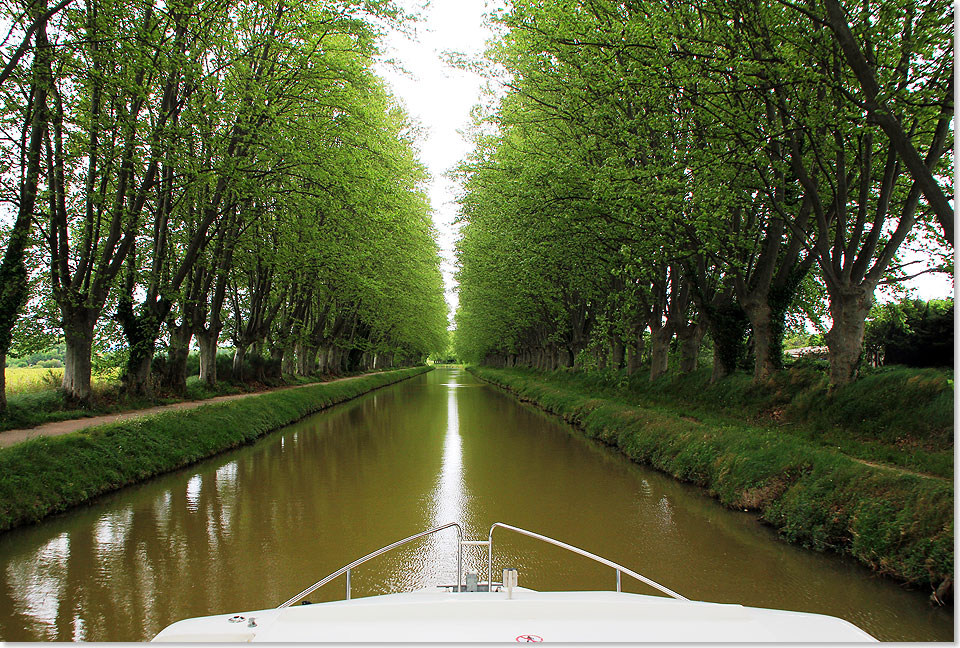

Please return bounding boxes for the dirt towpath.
[0,374,366,449]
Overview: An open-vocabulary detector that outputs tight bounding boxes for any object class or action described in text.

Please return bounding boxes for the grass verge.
[526,364,953,478]
[0,366,430,533]
[469,366,953,599]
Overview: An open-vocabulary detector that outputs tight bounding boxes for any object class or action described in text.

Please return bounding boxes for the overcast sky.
[374,2,953,327]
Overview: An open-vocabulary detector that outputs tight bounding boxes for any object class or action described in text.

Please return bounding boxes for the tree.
[0,0,53,412]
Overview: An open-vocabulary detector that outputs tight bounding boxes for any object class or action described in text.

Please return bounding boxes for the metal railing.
[485,522,687,601]
[277,520,686,608]
[278,522,463,608]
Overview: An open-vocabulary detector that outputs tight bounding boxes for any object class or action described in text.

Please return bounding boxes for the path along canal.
[0,368,951,641]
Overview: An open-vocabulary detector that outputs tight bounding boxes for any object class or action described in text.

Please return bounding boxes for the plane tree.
[0,0,56,412]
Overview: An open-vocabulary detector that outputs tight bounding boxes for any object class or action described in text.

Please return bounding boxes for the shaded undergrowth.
[0,367,431,533]
[469,366,953,599]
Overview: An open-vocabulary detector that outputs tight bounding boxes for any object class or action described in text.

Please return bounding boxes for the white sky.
[373,2,954,330]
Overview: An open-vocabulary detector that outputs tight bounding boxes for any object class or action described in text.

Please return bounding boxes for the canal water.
[0,368,952,641]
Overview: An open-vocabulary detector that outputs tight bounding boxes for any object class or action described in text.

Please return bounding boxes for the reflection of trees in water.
[4,533,70,639]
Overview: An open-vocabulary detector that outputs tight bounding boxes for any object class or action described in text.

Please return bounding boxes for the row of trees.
[0,0,449,410]
[454,0,953,385]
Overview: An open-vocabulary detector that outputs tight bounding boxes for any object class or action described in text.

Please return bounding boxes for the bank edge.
[469,366,952,601]
[0,366,432,533]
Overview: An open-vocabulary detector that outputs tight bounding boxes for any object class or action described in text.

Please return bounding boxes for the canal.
[0,368,951,641]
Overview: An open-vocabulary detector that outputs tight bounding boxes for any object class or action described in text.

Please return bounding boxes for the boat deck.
[152,588,877,642]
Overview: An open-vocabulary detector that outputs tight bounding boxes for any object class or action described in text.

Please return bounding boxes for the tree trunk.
[297,344,317,376]
[741,298,779,382]
[62,310,97,403]
[270,346,284,378]
[252,346,267,382]
[0,351,6,412]
[825,287,874,387]
[318,345,330,374]
[279,346,293,375]
[125,348,154,397]
[596,346,607,371]
[610,336,625,370]
[626,344,640,376]
[649,325,671,381]
[704,303,749,383]
[0,9,50,414]
[329,348,341,374]
[677,321,706,374]
[163,324,192,395]
[556,348,569,368]
[626,331,645,376]
[233,345,247,382]
[117,298,163,398]
[711,345,728,382]
[197,330,219,386]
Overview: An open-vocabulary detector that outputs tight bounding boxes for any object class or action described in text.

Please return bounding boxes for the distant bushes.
[471,366,953,597]
[0,367,431,532]
[5,344,67,369]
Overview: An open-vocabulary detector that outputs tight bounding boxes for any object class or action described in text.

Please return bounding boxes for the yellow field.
[4,367,119,395]
[5,367,64,394]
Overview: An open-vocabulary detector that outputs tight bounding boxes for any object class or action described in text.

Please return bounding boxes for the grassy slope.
[469,366,953,594]
[0,367,431,532]
[537,364,953,478]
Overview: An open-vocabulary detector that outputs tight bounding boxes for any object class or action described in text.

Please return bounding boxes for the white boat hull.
[152,588,877,642]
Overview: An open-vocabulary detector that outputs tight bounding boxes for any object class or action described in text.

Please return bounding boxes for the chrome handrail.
[278,522,463,608]
[486,522,687,601]
[277,520,687,607]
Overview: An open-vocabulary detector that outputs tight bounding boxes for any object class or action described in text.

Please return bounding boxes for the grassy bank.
[469,366,953,598]
[0,366,430,533]
[526,364,953,479]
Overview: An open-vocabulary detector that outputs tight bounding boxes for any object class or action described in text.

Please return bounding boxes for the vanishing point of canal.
[0,368,952,641]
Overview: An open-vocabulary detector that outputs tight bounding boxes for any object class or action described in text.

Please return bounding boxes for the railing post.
[616,569,621,593]
[457,530,463,593]
[346,569,351,600]
[488,540,493,591]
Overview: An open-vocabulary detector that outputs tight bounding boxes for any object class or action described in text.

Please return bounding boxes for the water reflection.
[94,508,133,555]
[433,387,465,525]
[184,475,202,512]
[422,381,470,585]
[71,613,85,641]
[5,532,69,639]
